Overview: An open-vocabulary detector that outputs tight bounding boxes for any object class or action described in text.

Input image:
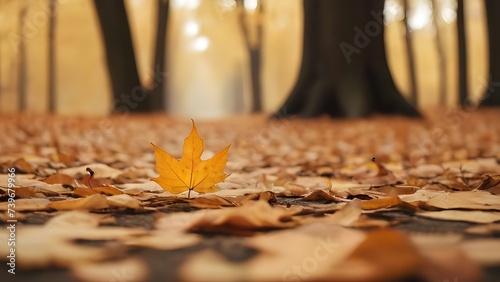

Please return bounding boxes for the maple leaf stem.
[188,188,192,199]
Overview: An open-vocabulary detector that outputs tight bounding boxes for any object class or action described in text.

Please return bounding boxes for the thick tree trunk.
[457,0,469,107]
[93,0,151,113]
[273,0,420,118]
[480,0,500,106]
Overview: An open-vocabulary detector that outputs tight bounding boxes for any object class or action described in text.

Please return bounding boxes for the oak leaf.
[151,120,230,198]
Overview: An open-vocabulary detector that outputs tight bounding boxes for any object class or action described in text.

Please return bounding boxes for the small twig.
[86,167,94,188]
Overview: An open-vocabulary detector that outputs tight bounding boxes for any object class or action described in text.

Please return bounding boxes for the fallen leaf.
[107,194,142,209]
[341,229,423,281]
[71,258,148,282]
[48,194,110,211]
[417,210,500,224]
[360,196,401,210]
[400,190,500,210]
[187,200,300,235]
[42,173,77,186]
[151,120,230,198]
[459,239,500,266]
[60,164,123,179]
[181,223,366,281]
[13,186,59,198]
[73,186,124,197]
[325,199,361,226]
[125,230,201,250]
[0,198,50,211]
[189,195,236,209]
[13,158,34,174]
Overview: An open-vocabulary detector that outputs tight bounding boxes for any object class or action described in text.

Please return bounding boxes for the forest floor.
[1,108,500,282]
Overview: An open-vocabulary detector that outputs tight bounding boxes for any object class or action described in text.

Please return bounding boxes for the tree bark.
[236,0,263,113]
[457,0,469,107]
[18,7,28,111]
[403,0,418,107]
[480,0,500,106]
[273,0,420,118]
[93,0,150,113]
[149,0,169,112]
[48,0,57,113]
[430,0,447,106]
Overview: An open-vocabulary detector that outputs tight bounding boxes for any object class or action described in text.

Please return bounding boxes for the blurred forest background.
[0,0,493,118]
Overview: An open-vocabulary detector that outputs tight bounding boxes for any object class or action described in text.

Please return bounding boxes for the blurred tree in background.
[274,0,420,118]
[93,0,169,113]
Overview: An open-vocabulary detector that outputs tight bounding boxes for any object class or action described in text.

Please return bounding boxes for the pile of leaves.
[0,110,500,281]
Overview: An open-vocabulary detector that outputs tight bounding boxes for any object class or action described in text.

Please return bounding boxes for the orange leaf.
[151,120,230,198]
[360,196,401,210]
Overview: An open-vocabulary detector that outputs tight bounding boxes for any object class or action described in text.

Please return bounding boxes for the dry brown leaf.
[42,173,77,186]
[341,229,423,281]
[187,200,301,235]
[125,230,201,250]
[189,194,236,209]
[302,189,342,201]
[360,196,401,210]
[73,186,124,197]
[0,211,145,269]
[13,158,34,174]
[373,185,420,196]
[60,164,123,178]
[475,175,500,191]
[0,198,50,211]
[324,199,361,226]
[71,258,148,282]
[48,194,110,211]
[181,223,366,281]
[417,210,500,224]
[466,223,500,235]
[13,186,59,198]
[400,190,500,210]
[106,194,142,209]
[459,239,500,266]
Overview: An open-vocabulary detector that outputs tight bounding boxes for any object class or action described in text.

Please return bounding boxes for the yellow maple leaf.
[151,120,230,198]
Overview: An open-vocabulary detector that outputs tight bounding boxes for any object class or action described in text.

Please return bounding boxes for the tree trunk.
[236,0,263,113]
[18,7,28,111]
[457,0,469,107]
[149,0,169,112]
[403,0,418,107]
[480,0,500,106]
[430,0,447,107]
[93,0,151,113]
[273,0,420,118]
[48,0,57,113]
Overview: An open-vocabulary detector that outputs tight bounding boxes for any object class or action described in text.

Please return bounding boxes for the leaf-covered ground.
[1,109,500,282]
